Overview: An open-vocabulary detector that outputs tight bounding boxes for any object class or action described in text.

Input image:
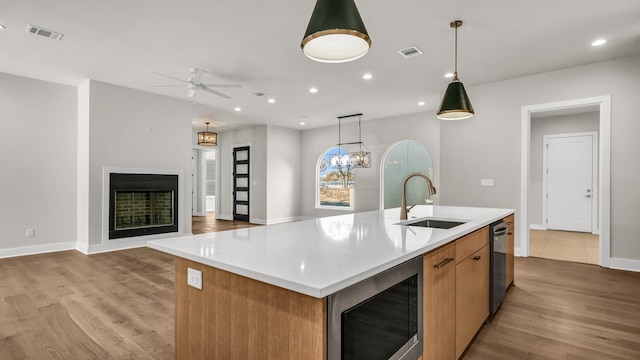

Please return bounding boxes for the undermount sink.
[403,218,467,229]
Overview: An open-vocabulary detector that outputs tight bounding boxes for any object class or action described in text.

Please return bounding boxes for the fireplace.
[108,173,179,239]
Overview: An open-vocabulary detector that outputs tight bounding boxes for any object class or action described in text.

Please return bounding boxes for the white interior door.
[545,132,597,232]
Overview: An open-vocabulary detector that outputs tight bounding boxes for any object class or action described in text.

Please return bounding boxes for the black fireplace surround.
[109,173,179,239]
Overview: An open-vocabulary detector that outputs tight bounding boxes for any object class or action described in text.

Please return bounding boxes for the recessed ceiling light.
[268,98,275,104]
[234,107,241,112]
[362,73,373,80]
[418,101,426,106]
[444,72,454,78]
[309,87,319,93]
[300,122,306,126]
[591,39,607,47]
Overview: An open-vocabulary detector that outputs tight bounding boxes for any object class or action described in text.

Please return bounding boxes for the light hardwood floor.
[192,211,260,234]
[530,230,599,264]
[2,249,639,359]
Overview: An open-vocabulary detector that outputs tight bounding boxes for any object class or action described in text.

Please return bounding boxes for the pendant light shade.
[301,0,371,63]
[437,20,474,120]
[197,122,217,146]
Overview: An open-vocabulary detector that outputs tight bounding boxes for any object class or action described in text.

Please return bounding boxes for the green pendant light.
[437,20,474,120]
[301,0,371,63]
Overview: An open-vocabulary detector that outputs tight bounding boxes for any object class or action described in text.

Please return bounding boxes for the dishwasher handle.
[492,222,509,236]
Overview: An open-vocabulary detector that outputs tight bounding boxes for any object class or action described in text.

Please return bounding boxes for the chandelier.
[197,122,217,146]
[331,113,371,168]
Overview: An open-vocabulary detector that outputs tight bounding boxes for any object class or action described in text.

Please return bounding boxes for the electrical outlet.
[187,267,203,290]
[26,228,34,237]
[480,179,495,186]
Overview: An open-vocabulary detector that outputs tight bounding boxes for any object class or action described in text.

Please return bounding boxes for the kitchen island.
[148,205,514,360]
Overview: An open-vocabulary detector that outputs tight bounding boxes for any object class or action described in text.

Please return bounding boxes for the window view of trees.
[318,148,354,208]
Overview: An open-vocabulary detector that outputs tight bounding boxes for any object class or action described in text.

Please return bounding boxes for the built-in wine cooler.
[328,256,423,360]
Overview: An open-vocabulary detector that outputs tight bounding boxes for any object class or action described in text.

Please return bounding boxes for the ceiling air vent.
[398,46,423,58]
[25,25,64,41]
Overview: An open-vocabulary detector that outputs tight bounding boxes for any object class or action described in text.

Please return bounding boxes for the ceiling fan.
[150,68,241,99]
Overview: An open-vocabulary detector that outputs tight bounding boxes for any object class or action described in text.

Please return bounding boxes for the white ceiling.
[2,1,639,132]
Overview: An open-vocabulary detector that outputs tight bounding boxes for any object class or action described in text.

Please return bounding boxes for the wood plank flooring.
[464,257,640,360]
[0,248,175,359]
[192,211,260,234]
[1,249,639,359]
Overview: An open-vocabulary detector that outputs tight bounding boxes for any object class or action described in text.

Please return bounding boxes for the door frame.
[232,144,251,222]
[520,95,611,267]
[542,131,598,234]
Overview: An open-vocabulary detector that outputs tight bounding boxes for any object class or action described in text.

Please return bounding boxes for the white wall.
[300,112,440,218]
[216,125,268,222]
[216,125,301,224]
[0,72,78,254]
[440,55,640,262]
[82,80,193,248]
[266,126,301,223]
[529,112,599,226]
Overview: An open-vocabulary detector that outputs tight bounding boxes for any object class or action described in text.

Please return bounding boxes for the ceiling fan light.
[301,0,371,63]
[436,81,474,120]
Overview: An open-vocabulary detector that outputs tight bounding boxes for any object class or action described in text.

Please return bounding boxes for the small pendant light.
[197,122,217,146]
[437,20,474,120]
[301,0,371,63]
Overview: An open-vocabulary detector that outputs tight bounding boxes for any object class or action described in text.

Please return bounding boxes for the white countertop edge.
[148,207,514,298]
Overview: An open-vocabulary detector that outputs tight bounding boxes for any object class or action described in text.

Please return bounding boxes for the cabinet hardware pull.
[434,258,454,269]
[472,256,482,260]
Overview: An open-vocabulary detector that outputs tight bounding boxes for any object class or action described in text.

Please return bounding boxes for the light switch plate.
[187,267,203,290]
[481,179,495,186]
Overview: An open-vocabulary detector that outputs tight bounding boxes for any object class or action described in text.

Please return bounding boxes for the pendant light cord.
[454,23,459,81]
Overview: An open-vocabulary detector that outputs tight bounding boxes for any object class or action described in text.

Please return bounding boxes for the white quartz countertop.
[147,205,514,298]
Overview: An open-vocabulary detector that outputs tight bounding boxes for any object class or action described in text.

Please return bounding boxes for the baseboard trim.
[529,224,545,230]
[77,232,190,255]
[515,246,523,257]
[265,216,306,225]
[217,214,233,221]
[609,257,640,272]
[0,242,77,259]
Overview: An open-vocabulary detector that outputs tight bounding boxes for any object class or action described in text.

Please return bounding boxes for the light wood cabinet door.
[455,244,490,359]
[423,242,456,360]
[504,214,515,288]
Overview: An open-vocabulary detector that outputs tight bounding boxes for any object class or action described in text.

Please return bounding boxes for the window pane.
[318,147,354,208]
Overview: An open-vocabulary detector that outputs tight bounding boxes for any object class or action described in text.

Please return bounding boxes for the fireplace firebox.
[109,173,179,239]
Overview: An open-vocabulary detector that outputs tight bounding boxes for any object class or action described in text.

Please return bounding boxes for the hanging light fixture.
[331,113,371,168]
[436,20,474,120]
[197,122,217,146]
[301,0,371,63]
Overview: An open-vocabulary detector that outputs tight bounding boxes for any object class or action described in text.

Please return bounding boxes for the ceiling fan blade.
[148,84,186,87]
[200,86,231,99]
[187,88,196,98]
[150,71,188,84]
[199,84,242,88]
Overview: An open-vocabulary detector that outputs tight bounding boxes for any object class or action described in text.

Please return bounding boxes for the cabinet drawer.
[455,226,489,263]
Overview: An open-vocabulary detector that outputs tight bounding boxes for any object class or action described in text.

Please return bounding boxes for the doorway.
[233,146,250,222]
[520,96,611,267]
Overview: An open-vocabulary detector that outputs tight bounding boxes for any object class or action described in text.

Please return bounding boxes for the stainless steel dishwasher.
[490,221,509,315]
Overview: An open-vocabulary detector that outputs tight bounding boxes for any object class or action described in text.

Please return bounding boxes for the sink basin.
[403,218,467,229]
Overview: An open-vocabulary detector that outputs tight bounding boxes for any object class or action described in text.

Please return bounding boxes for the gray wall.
[80,80,193,247]
[267,126,302,223]
[440,55,640,260]
[529,112,599,226]
[0,72,78,251]
[300,112,440,217]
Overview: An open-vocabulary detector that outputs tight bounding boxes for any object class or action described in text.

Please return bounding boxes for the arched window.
[380,140,434,209]
[317,147,355,209]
